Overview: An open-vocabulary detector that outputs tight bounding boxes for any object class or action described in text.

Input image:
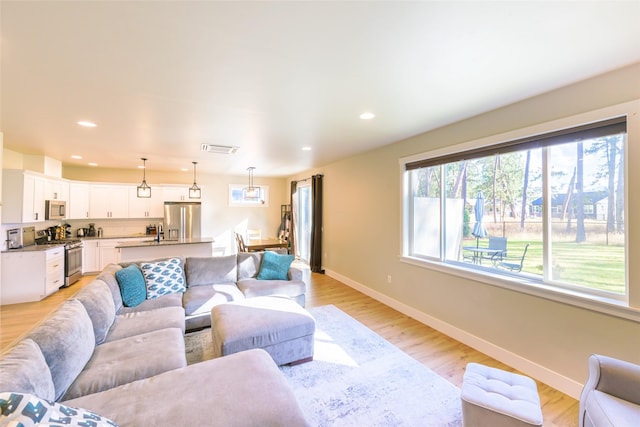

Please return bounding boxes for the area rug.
[184,305,462,426]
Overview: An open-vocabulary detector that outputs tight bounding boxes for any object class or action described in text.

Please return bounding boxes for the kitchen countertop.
[2,243,66,253]
[116,237,214,248]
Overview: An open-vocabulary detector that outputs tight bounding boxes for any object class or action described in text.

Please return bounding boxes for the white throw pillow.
[0,392,118,426]
[139,258,186,299]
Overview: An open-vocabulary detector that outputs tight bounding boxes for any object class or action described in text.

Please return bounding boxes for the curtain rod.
[295,174,323,183]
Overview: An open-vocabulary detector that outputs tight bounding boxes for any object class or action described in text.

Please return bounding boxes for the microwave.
[45,200,67,220]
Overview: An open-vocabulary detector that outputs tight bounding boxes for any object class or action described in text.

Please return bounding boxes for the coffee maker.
[87,223,97,237]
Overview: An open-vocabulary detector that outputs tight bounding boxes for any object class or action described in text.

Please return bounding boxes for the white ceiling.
[2,1,639,177]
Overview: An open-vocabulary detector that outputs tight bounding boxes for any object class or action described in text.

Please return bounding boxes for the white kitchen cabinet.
[44,178,69,202]
[1,170,46,223]
[128,186,164,218]
[82,239,101,273]
[1,246,65,304]
[89,184,129,218]
[162,185,192,202]
[99,239,120,268]
[69,182,90,219]
[96,237,149,270]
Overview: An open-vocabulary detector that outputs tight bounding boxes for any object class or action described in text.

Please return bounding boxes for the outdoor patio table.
[462,247,505,265]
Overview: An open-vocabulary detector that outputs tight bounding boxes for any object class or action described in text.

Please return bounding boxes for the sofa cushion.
[0,339,55,401]
[0,392,118,427]
[237,278,306,300]
[185,255,237,286]
[237,252,262,280]
[140,258,186,299]
[97,263,124,312]
[105,306,185,342]
[62,349,310,427]
[115,264,147,307]
[117,292,183,314]
[182,283,245,316]
[74,280,116,344]
[584,390,640,427]
[257,250,294,280]
[63,328,186,401]
[27,300,95,401]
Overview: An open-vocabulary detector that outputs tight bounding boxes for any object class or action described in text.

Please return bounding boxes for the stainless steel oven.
[65,240,83,287]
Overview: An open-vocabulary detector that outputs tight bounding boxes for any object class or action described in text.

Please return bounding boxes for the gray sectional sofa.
[0,252,310,426]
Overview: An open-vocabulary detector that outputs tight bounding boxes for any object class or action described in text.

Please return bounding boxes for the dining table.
[245,238,289,252]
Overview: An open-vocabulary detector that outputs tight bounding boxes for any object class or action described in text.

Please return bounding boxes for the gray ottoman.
[211,296,315,366]
[461,363,543,427]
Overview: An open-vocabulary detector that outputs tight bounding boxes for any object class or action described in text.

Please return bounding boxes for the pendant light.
[243,167,261,200]
[136,157,152,198]
[189,161,201,199]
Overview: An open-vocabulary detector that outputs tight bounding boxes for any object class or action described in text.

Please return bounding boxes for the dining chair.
[234,232,247,253]
[246,229,262,242]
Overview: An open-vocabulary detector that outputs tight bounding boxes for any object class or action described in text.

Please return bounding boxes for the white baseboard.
[324,269,583,399]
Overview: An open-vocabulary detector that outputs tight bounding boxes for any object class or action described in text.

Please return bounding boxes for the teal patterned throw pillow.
[140,258,186,299]
[257,250,294,280]
[0,392,118,426]
[115,265,146,307]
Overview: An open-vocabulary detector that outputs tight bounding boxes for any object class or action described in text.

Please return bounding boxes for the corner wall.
[289,63,640,397]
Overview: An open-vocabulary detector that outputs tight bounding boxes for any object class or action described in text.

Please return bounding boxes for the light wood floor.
[1,272,578,426]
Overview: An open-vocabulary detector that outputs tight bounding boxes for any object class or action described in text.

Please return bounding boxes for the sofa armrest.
[288,267,303,282]
[288,260,310,287]
[581,354,640,406]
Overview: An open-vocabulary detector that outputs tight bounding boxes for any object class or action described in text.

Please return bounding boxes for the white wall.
[289,62,640,398]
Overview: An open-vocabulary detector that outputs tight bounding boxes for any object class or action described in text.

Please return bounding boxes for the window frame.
[399,100,640,321]
[228,184,270,207]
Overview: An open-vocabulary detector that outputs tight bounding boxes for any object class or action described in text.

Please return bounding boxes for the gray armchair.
[579,354,640,427]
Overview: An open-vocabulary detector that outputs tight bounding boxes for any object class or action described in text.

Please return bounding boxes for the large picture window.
[402,115,628,301]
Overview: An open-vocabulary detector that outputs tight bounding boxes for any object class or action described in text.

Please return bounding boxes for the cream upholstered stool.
[461,363,543,427]
[211,296,315,366]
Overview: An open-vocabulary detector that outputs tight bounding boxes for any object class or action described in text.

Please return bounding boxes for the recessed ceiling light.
[302,146,312,151]
[180,167,189,172]
[77,121,97,127]
[359,112,375,120]
[88,162,98,167]
[71,155,82,159]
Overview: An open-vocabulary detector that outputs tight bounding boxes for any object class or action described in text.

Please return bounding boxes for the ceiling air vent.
[201,144,239,154]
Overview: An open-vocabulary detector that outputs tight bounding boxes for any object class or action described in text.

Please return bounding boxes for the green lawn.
[508,240,625,294]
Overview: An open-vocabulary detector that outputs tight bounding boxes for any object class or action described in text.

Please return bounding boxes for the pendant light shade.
[189,161,201,199]
[243,167,261,200]
[136,157,152,198]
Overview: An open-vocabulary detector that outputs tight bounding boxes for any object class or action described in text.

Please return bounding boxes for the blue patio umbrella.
[471,191,488,247]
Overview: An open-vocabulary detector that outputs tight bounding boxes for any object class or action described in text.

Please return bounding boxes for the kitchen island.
[117,237,215,262]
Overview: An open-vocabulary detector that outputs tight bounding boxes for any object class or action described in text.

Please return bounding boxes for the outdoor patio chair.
[495,243,530,273]
[482,237,508,263]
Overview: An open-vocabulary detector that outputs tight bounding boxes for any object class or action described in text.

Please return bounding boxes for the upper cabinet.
[68,182,90,219]
[89,184,129,219]
[44,178,69,202]
[2,170,46,223]
[163,186,193,202]
[1,172,204,224]
[128,186,164,218]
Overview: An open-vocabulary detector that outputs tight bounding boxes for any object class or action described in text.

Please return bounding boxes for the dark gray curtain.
[310,174,324,273]
[290,180,297,258]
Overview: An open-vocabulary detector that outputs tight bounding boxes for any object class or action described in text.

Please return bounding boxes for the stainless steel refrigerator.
[163,202,201,240]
